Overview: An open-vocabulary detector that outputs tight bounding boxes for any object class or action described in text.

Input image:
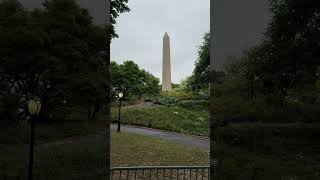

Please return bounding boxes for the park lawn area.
[212,123,320,179]
[0,120,106,145]
[0,121,209,179]
[111,105,209,136]
[111,131,209,167]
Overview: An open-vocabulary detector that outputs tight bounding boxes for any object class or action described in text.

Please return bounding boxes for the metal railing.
[111,166,210,180]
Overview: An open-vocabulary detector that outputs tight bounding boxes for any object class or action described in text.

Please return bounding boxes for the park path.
[0,124,209,151]
[110,124,210,150]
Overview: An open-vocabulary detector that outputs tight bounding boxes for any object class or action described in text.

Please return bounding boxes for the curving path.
[110,124,209,150]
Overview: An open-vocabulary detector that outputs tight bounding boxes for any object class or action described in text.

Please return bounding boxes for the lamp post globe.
[118,92,123,99]
[28,99,41,115]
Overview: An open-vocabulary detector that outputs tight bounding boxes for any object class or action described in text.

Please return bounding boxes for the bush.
[176,100,209,111]
[144,95,180,106]
[213,94,320,123]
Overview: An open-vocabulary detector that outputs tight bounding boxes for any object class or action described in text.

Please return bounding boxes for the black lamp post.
[117,92,123,132]
[27,99,41,180]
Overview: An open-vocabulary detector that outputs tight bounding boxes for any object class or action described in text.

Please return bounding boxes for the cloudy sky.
[212,0,271,70]
[110,0,210,84]
[19,0,271,83]
[19,0,107,24]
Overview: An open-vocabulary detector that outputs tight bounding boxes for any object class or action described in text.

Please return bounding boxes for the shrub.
[176,100,209,111]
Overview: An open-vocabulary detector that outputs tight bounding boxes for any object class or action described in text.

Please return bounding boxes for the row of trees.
[0,0,129,124]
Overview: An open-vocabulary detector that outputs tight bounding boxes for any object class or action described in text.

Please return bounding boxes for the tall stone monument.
[162,32,172,92]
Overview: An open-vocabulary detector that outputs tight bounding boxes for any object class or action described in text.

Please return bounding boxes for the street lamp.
[27,99,41,180]
[117,92,123,132]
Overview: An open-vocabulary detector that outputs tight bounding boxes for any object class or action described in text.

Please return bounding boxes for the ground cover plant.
[111,103,209,136]
[211,124,320,180]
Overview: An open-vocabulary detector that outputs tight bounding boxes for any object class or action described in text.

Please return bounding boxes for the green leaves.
[183,32,210,93]
[0,0,112,122]
[111,61,160,100]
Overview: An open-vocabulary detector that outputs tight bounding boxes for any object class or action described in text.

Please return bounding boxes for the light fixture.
[118,92,123,99]
[28,99,41,115]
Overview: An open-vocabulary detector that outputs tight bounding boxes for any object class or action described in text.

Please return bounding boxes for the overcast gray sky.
[212,0,272,70]
[110,0,210,84]
[19,0,271,82]
[19,0,107,24]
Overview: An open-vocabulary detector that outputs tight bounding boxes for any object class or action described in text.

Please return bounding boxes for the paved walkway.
[1,125,209,151]
[110,124,209,150]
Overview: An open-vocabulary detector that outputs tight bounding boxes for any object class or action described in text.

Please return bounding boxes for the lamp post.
[27,99,41,180]
[117,92,123,132]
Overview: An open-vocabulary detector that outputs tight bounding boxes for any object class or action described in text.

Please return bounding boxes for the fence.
[0,165,209,180]
[111,166,210,180]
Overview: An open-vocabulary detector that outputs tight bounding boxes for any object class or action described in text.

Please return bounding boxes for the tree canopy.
[111,61,160,100]
[182,32,210,93]
[0,0,129,123]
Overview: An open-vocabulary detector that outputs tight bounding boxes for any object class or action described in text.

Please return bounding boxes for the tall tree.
[259,0,320,97]
[184,32,210,93]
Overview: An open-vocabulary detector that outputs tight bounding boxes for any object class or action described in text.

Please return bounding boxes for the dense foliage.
[211,0,320,123]
[110,61,160,100]
[0,0,129,123]
[211,0,320,179]
[182,32,210,94]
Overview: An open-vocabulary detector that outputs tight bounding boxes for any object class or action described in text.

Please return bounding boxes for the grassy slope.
[111,105,209,136]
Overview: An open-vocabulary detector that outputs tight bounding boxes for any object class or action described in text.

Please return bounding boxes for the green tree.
[257,0,320,98]
[184,32,210,93]
[110,0,130,38]
[0,0,128,122]
[111,61,159,100]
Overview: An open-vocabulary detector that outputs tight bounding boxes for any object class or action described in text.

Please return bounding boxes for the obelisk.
[162,32,172,92]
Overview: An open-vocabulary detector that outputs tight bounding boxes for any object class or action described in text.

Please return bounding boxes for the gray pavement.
[111,124,209,150]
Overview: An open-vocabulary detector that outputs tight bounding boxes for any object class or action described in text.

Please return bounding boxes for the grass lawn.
[0,120,106,144]
[111,131,209,167]
[212,124,320,179]
[0,122,209,179]
[111,105,209,136]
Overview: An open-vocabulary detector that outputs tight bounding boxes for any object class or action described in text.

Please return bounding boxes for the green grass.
[0,136,107,179]
[0,127,208,179]
[0,120,106,144]
[111,105,209,136]
[111,131,209,167]
[212,124,320,179]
